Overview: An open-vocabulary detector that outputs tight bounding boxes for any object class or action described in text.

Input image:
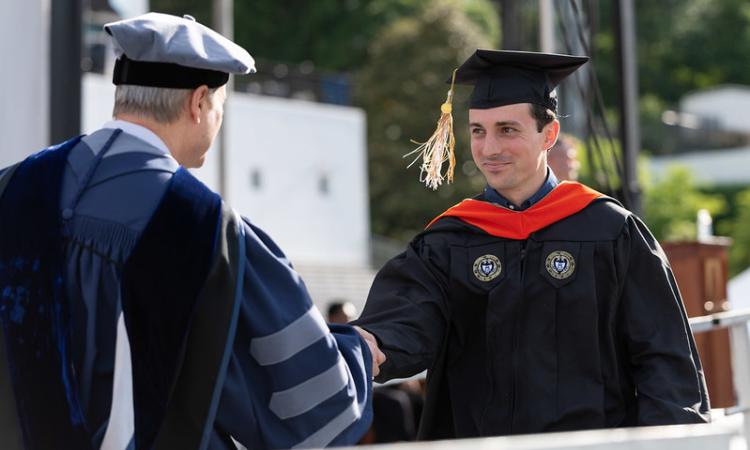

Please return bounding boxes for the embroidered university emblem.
[545,250,575,280]
[473,254,502,282]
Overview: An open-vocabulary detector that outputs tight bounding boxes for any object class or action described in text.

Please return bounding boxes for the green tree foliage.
[594,0,750,104]
[149,0,498,71]
[642,165,726,242]
[593,0,750,153]
[356,0,498,242]
[148,0,417,69]
[234,0,423,70]
[575,137,624,195]
[724,190,750,277]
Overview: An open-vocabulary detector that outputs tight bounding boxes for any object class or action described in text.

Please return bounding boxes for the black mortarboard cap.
[453,49,589,111]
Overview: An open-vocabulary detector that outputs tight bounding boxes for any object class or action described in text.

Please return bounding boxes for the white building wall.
[83,74,370,267]
[649,146,750,186]
[0,0,50,168]
[681,86,750,134]
[222,94,370,267]
[82,73,116,133]
[108,0,148,19]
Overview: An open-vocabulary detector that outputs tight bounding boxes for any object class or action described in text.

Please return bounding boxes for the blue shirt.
[483,168,559,211]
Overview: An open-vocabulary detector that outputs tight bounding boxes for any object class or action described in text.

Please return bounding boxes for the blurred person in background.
[0,13,381,450]
[327,300,358,324]
[324,299,423,445]
[547,132,580,181]
[353,49,708,440]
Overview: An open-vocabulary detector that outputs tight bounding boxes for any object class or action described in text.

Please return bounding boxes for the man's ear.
[188,85,210,124]
[543,119,560,150]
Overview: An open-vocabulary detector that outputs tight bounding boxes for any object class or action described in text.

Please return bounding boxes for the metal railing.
[689,307,750,441]
[360,308,750,449]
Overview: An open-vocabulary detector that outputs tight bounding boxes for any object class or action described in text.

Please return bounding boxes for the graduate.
[353,49,709,439]
[0,13,382,450]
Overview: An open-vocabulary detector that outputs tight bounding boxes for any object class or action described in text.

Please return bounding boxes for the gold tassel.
[404,69,458,190]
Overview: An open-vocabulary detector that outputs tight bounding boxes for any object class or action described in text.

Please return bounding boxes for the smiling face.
[469,103,559,205]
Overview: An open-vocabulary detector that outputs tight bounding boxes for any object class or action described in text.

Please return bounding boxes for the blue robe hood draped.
[0,139,238,450]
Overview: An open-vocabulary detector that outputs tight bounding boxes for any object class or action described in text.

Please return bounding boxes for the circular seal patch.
[473,254,502,282]
[545,250,576,280]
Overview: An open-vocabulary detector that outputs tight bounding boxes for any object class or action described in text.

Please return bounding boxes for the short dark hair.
[327,301,357,322]
[529,103,556,132]
[328,302,346,317]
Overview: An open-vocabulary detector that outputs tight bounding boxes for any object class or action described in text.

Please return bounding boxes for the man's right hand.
[353,326,386,378]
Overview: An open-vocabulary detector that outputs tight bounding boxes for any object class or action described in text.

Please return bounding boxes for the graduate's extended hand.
[353,326,386,378]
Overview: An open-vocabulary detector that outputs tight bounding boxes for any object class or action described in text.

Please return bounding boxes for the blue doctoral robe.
[0,127,373,449]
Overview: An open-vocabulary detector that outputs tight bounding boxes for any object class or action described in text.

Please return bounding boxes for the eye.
[471,128,485,137]
[501,127,516,134]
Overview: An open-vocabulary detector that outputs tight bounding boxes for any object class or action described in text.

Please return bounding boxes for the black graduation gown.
[354,189,710,440]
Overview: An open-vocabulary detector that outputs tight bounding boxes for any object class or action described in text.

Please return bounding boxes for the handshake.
[354,326,387,377]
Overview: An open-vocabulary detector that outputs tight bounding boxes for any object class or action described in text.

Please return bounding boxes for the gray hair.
[113,85,193,123]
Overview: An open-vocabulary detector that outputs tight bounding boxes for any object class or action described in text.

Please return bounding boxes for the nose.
[481,132,503,158]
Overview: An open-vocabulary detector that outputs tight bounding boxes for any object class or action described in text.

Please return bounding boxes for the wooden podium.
[662,239,734,408]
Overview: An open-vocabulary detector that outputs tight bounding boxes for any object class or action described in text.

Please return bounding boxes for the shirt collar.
[102,119,172,157]
[483,168,559,211]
